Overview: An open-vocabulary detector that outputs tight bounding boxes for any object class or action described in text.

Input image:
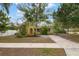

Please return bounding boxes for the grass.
[0,48,66,56]
[0,35,54,43]
[57,34,79,43]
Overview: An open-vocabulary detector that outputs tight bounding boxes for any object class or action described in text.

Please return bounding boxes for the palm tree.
[0,3,11,14]
[0,10,10,32]
[0,3,12,33]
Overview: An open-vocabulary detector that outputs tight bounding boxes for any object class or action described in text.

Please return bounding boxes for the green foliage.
[17,3,48,36]
[53,28,66,33]
[53,21,66,33]
[20,24,27,35]
[0,3,12,14]
[9,23,18,30]
[53,3,79,32]
[41,26,48,35]
[16,30,27,38]
[0,10,9,32]
[17,3,48,24]
[16,23,27,37]
[15,32,24,38]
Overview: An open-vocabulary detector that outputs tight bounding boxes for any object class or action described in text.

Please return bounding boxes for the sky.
[8,3,60,24]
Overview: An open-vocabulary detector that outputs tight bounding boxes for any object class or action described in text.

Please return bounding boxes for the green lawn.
[58,34,79,43]
[0,48,66,56]
[0,35,54,43]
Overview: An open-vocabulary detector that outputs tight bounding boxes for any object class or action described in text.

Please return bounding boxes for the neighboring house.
[0,30,17,36]
[66,28,79,34]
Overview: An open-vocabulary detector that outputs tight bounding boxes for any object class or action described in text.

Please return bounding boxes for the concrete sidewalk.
[48,35,79,48]
[48,35,79,56]
[0,35,79,48]
[65,48,79,56]
[0,43,61,48]
[0,35,79,56]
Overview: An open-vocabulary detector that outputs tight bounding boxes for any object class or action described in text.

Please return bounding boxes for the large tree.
[17,3,48,36]
[53,3,79,32]
[0,10,10,32]
[0,3,11,14]
[0,3,12,32]
[17,3,48,25]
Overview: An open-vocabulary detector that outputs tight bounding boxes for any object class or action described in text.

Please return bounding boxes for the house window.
[49,28,50,31]
[37,28,40,32]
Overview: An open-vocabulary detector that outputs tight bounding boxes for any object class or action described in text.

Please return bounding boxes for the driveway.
[48,35,79,48]
[48,35,79,56]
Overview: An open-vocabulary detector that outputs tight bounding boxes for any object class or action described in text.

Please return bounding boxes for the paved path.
[65,48,79,56]
[0,35,79,48]
[48,35,79,56]
[0,35,79,56]
[48,35,79,48]
[0,43,61,48]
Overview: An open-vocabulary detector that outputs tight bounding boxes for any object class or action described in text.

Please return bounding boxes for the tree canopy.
[53,3,79,31]
[0,10,10,32]
[17,3,48,26]
[0,3,11,14]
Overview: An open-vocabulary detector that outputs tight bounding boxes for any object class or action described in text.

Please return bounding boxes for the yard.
[0,3,79,56]
[0,35,54,43]
[0,48,66,56]
[57,34,79,43]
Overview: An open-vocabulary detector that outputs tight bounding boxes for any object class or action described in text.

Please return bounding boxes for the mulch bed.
[0,36,55,43]
[57,34,79,43]
[0,48,66,56]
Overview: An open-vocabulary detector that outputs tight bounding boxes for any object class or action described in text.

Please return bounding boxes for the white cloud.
[17,9,25,15]
[46,3,56,9]
[47,4,53,8]
[15,3,18,5]
[10,16,24,25]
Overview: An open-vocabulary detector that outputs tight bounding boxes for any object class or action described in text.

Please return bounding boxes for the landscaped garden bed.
[0,35,54,43]
[57,34,79,43]
[0,48,66,56]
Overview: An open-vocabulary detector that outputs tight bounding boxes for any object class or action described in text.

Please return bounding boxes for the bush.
[53,23,66,33]
[53,27,66,33]
[0,10,9,32]
[16,24,27,38]
[15,33,22,38]
[41,26,48,35]
[15,32,26,38]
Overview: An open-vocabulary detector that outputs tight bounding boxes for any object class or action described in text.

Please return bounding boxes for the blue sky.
[8,3,60,24]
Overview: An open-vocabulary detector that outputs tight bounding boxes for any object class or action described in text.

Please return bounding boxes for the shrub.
[53,23,66,33]
[0,10,9,32]
[41,26,48,35]
[15,33,22,38]
[53,27,66,33]
[15,32,26,38]
[16,23,27,38]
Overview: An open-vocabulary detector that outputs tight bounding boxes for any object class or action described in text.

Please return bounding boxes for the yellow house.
[24,22,53,36]
[26,22,37,36]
